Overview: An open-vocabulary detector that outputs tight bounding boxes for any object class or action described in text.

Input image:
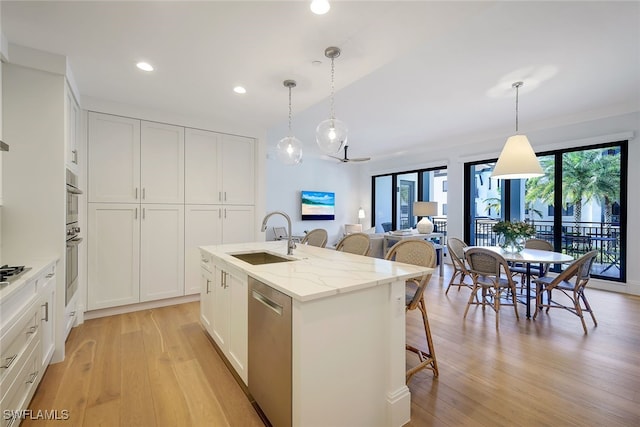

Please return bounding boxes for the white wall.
[359,112,639,295]
[265,152,364,246]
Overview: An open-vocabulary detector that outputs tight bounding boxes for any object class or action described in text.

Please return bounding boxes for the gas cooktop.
[0,265,32,284]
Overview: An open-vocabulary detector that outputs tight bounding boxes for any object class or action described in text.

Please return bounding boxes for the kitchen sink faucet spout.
[261,211,295,255]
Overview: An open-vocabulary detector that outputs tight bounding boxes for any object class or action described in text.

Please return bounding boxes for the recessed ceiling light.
[136,62,154,72]
[310,0,330,15]
[233,86,247,94]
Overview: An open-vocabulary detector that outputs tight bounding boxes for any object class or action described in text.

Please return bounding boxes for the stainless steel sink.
[230,251,294,265]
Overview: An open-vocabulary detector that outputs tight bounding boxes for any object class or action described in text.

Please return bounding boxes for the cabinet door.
[88,203,140,309]
[39,271,56,368]
[185,205,222,295]
[211,267,230,350]
[222,205,255,244]
[65,84,80,172]
[221,135,255,205]
[88,113,141,203]
[140,121,185,204]
[200,267,214,336]
[185,128,222,204]
[228,273,248,384]
[140,204,185,302]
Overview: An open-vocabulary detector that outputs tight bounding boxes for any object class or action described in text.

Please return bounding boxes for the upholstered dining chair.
[464,247,520,329]
[533,250,598,334]
[385,240,438,381]
[510,238,554,287]
[300,228,328,248]
[445,237,473,295]
[335,232,370,256]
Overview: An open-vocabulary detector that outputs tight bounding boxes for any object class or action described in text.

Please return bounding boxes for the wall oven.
[66,169,83,306]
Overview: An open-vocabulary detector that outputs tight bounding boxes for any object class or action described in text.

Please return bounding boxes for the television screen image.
[301,191,335,220]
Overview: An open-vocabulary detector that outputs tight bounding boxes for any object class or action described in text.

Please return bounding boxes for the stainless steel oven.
[66,169,83,306]
[66,169,81,225]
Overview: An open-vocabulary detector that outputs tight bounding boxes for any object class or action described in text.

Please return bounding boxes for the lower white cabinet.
[88,203,184,309]
[199,252,248,385]
[184,205,255,295]
[0,260,57,427]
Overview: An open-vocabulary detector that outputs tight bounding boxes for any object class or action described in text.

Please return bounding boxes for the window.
[464,141,627,282]
[372,167,447,235]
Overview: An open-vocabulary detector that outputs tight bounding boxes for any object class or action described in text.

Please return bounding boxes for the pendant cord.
[288,85,293,136]
[515,84,520,133]
[330,56,335,120]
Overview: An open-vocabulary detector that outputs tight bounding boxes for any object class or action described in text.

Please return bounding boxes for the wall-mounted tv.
[301,190,335,221]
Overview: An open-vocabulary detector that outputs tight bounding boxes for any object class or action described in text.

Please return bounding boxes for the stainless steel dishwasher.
[248,277,292,427]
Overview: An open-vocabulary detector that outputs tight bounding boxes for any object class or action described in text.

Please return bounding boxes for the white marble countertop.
[200,241,433,302]
[0,257,58,302]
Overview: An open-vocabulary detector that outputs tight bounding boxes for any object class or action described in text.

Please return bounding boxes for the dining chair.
[510,238,554,288]
[445,237,473,295]
[335,232,370,256]
[385,240,438,381]
[464,247,520,329]
[300,228,328,248]
[533,250,598,334]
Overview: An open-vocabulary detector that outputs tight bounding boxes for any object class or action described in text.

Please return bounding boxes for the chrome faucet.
[261,211,295,255]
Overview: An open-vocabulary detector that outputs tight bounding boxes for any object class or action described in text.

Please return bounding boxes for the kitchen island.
[199,241,433,427]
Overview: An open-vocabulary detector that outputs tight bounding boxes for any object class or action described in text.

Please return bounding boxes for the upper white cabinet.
[65,82,81,173]
[88,113,185,204]
[185,129,255,205]
[140,122,184,204]
[88,112,141,203]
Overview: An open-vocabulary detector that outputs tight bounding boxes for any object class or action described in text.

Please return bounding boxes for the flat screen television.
[301,190,335,221]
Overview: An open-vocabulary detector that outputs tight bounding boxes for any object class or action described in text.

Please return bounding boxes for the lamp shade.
[413,201,438,217]
[491,134,544,179]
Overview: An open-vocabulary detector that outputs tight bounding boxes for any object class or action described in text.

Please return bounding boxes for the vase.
[498,234,525,253]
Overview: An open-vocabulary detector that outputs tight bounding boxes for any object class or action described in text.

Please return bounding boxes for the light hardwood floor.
[24,265,640,426]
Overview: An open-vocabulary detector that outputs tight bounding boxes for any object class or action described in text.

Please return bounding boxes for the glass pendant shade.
[491,134,543,179]
[310,0,330,15]
[316,118,347,154]
[277,136,303,165]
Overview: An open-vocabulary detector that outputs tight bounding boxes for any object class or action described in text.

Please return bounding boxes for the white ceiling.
[3,1,639,160]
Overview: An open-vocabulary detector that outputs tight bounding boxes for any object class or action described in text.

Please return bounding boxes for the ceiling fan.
[328,145,371,163]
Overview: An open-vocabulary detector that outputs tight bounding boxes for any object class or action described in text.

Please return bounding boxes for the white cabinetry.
[88,204,140,309]
[88,113,141,203]
[185,129,255,205]
[88,203,184,310]
[140,204,184,301]
[184,205,255,295]
[140,122,184,204]
[199,253,248,385]
[0,260,57,427]
[65,82,81,173]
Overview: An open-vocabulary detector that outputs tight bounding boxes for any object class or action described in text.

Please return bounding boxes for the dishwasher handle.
[252,290,283,316]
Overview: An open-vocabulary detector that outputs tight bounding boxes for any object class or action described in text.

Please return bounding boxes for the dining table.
[470,246,574,318]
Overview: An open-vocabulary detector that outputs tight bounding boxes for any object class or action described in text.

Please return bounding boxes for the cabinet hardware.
[27,325,38,335]
[135,187,138,199]
[72,149,78,164]
[26,371,39,384]
[206,279,211,294]
[135,208,138,219]
[224,191,227,201]
[70,311,76,317]
[46,273,54,278]
[224,209,227,219]
[201,258,210,263]
[42,302,49,322]
[1,354,17,369]
[218,208,222,219]
[143,208,146,219]
[219,191,222,202]
[142,188,146,200]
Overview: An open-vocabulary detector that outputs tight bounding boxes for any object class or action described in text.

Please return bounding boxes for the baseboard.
[84,294,200,320]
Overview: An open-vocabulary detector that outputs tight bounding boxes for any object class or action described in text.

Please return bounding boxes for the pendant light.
[277,79,303,165]
[316,46,348,154]
[310,0,330,15]
[491,81,544,179]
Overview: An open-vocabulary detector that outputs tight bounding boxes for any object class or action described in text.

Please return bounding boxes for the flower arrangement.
[492,221,536,252]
